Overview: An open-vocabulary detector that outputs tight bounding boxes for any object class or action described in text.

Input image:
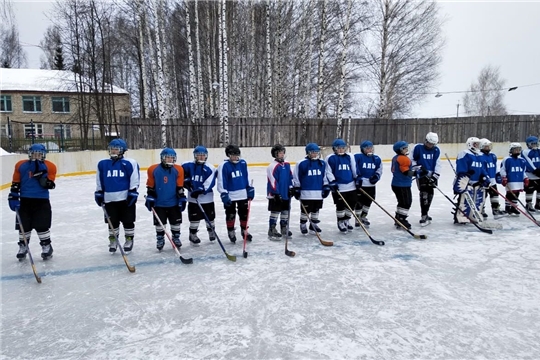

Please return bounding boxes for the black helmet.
[225,144,241,157]
[271,144,286,158]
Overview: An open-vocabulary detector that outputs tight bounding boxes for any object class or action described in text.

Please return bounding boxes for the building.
[0,68,130,151]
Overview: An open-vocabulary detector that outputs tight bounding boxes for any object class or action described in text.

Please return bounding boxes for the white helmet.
[466,137,481,154]
[479,138,492,151]
[509,142,522,154]
[425,132,439,145]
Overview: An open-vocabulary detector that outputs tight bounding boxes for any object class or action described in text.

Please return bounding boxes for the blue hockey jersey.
[354,153,383,188]
[267,160,293,200]
[480,152,499,185]
[217,159,250,201]
[325,153,357,192]
[500,156,528,191]
[147,163,184,207]
[96,157,140,203]
[456,150,489,184]
[293,157,328,200]
[411,143,441,174]
[182,161,216,204]
[522,148,540,180]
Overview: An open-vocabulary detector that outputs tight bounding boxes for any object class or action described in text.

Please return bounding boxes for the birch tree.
[316,0,328,118]
[463,65,508,116]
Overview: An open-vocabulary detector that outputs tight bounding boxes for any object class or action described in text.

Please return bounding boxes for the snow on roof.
[0,68,129,94]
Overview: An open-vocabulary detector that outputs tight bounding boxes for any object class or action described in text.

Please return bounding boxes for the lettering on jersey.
[530,157,540,163]
[107,169,125,177]
[307,169,322,176]
[422,154,433,160]
[231,170,243,178]
[471,161,483,169]
[362,163,376,169]
[486,162,495,169]
[510,166,524,172]
[338,164,350,171]
[192,175,205,182]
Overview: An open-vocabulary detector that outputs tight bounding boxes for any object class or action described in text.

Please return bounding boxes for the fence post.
[30,119,35,145]
[7,116,13,153]
[60,122,64,152]
[92,122,95,150]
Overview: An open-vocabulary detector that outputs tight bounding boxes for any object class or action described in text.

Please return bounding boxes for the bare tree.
[363,0,444,119]
[463,65,507,117]
[39,25,64,69]
[0,0,27,68]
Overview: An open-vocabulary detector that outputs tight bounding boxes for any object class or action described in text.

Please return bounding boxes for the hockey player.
[391,141,418,229]
[293,143,329,235]
[325,138,357,233]
[145,148,187,250]
[453,137,491,224]
[479,138,506,218]
[353,140,383,228]
[500,143,528,215]
[8,144,57,260]
[217,144,254,243]
[266,144,293,240]
[95,139,140,253]
[411,132,441,226]
[521,136,540,212]
[182,145,217,244]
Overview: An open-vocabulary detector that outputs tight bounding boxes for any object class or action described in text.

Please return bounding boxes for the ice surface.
[2,162,540,359]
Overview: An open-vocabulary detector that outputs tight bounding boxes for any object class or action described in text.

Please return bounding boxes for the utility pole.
[456,101,460,117]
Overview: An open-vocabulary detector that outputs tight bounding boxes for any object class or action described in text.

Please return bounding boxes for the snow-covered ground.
[1,161,539,359]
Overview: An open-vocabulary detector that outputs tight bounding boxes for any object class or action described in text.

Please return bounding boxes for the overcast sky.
[11,0,540,119]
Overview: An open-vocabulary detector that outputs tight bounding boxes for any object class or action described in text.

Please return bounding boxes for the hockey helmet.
[271,144,286,158]
[108,138,128,159]
[360,140,374,156]
[28,143,47,160]
[525,136,538,150]
[509,142,522,155]
[193,145,208,164]
[425,132,439,146]
[466,137,481,154]
[332,138,347,154]
[160,147,177,167]
[305,143,320,159]
[393,141,408,155]
[479,138,492,153]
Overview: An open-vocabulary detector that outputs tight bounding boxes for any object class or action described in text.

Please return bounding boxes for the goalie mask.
[466,137,481,155]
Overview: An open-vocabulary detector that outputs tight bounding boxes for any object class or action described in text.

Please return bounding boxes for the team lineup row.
[6,134,540,264]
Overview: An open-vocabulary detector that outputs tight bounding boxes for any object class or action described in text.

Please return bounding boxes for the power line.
[350,82,540,96]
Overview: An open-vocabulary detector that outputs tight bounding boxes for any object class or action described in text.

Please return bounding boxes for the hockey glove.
[191,187,204,199]
[183,178,192,191]
[293,187,301,200]
[417,167,429,178]
[94,190,104,207]
[328,181,338,193]
[495,173,503,184]
[403,170,415,177]
[355,177,363,189]
[8,192,20,212]
[246,186,255,200]
[369,174,380,185]
[322,185,331,198]
[288,187,296,198]
[524,178,530,188]
[221,193,232,208]
[534,168,540,177]
[502,177,508,186]
[145,195,156,211]
[32,161,48,179]
[127,190,139,207]
[178,194,187,212]
[273,193,282,204]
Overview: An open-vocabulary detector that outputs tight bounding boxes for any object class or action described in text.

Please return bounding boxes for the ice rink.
[1,161,540,359]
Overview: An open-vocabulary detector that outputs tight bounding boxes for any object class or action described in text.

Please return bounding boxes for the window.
[52,97,70,113]
[1,124,8,137]
[22,96,42,112]
[24,123,44,138]
[54,124,71,139]
[0,95,12,112]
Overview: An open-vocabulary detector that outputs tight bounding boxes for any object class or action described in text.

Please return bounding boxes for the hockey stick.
[101,204,136,273]
[431,183,493,234]
[15,208,42,283]
[242,199,252,258]
[151,207,193,264]
[335,190,385,246]
[285,199,296,257]
[357,187,427,240]
[300,202,333,246]
[493,188,540,227]
[196,200,237,262]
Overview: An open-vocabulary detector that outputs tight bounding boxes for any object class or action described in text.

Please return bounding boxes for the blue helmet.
[393,141,408,155]
[360,141,374,155]
[108,138,128,158]
[305,143,320,155]
[160,147,177,167]
[332,138,347,150]
[526,136,538,149]
[28,143,47,160]
[193,145,208,163]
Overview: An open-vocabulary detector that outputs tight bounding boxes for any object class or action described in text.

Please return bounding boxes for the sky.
[2,164,540,359]
[9,0,540,119]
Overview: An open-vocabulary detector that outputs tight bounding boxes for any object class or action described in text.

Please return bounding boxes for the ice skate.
[207,228,216,241]
[156,235,165,251]
[525,202,536,213]
[108,236,118,253]
[300,223,308,235]
[492,208,508,219]
[188,232,200,246]
[241,229,252,242]
[123,236,134,252]
[309,223,322,234]
[337,220,348,233]
[228,229,237,243]
[173,235,183,248]
[41,243,53,260]
[419,215,431,227]
[16,242,27,260]
[268,225,282,241]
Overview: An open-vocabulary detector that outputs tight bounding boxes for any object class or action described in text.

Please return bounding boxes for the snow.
[2,163,540,359]
[0,68,129,94]
[0,147,14,156]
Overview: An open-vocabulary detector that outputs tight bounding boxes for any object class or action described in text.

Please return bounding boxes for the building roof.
[0,68,129,94]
